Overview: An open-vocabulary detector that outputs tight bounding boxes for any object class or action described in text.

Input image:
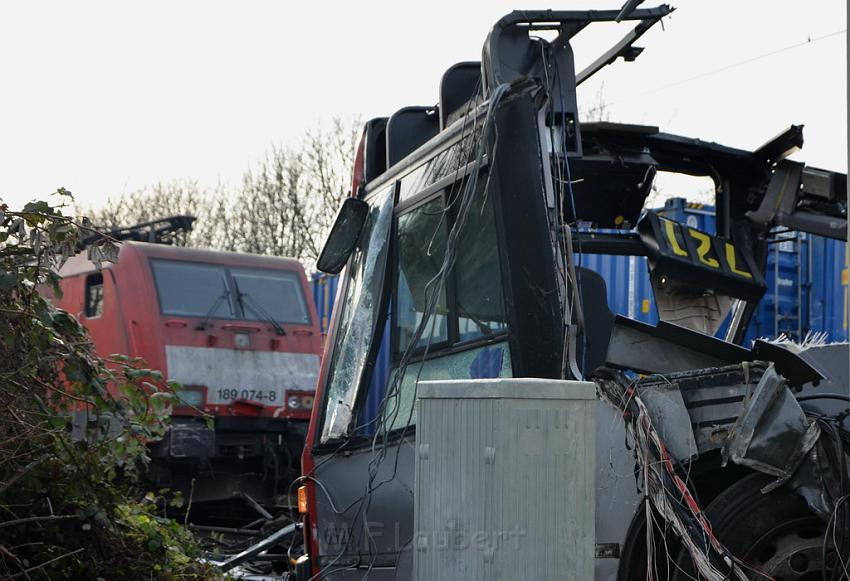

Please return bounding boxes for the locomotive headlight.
[283,390,314,414]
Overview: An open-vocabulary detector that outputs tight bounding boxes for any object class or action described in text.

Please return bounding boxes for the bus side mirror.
[317,198,370,274]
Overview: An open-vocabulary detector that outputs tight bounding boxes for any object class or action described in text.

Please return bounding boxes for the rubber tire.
[671,472,823,580]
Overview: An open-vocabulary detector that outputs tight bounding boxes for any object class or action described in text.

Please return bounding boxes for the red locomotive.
[54,217,322,507]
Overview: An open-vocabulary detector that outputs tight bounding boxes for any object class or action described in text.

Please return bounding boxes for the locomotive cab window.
[149,259,311,324]
[85,272,104,318]
[151,260,232,319]
[231,269,311,325]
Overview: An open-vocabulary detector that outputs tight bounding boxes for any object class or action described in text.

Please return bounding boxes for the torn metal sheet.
[636,363,767,455]
[788,436,845,520]
[605,316,752,374]
[721,365,820,490]
[747,159,848,241]
[752,338,825,387]
[786,342,849,520]
[794,342,850,393]
[632,381,697,462]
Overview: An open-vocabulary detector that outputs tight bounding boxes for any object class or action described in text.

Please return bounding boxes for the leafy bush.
[0,191,219,579]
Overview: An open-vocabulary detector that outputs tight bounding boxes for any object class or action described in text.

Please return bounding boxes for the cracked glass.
[321,186,394,442]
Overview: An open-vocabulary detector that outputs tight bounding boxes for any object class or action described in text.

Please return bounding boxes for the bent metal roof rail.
[482,5,674,94]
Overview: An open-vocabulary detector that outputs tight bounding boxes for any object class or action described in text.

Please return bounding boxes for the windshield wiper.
[233,280,286,336]
[195,290,230,330]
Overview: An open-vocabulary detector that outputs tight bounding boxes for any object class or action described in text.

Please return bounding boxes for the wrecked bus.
[292,6,849,581]
[54,217,322,507]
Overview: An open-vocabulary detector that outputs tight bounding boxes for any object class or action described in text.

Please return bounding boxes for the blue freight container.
[359,319,392,435]
[576,248,657,325]
[657,198,717,234]
[803,232,848,342]
[311,200,848,353]
[751,232,807,341]
[311,272,339,334]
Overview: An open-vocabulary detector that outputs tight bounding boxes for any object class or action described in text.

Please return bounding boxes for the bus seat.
[575,266,615,375]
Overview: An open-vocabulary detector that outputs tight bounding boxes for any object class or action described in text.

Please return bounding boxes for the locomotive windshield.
[150,259,310,324]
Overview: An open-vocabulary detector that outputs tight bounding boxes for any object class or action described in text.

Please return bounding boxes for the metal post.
[214,522,300,572]
[774,241,780,337]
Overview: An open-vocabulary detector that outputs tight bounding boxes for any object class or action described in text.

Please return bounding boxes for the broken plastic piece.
[721,364,820,491]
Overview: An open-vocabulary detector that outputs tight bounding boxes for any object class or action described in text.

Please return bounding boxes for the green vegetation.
[0,191,219,579]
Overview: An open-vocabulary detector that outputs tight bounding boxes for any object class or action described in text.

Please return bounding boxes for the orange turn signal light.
[297,485,308,514]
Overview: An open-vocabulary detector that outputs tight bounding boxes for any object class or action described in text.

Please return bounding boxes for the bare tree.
[303,117,360,242]
[226,117,358,264]
[89,179,220,248]
[230,146,311,257]
[580,83,611,123]
[88,117,360,265]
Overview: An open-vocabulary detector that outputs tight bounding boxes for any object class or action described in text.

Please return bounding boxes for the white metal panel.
[165,345,319,404]
[414,378,596,580]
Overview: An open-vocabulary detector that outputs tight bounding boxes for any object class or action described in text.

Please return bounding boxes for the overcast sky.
[0,1,846,212]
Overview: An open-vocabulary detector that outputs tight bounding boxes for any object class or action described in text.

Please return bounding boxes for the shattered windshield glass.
[321,186,394,442]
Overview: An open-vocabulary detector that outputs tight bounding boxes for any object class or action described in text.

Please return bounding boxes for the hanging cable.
[360,85,511,576]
